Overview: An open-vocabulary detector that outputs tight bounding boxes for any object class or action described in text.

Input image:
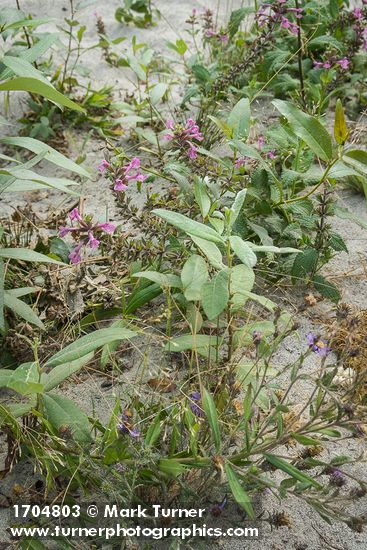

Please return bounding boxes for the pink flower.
[218,33,229,44]
[114,178,128,192]
[266,151,277,160]
[164,118,203,160]
[69,207,83,223]
[98,159,111,174]
[97,222,116,233]
[187,143,198,159]
[69,243,83,265]
[313,61,324,69]
[353,7,362,20]
[258,136,265,149]
[323,61,331,69]
[289,22,298,34]
[235,157,246,168]
[336,57,350,70]
[281,16,290,29]
[59,209,116,264]
[88,233,100,249]
[111,157,147,193]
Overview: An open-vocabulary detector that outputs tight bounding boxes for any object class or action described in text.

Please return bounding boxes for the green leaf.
[227,98,250,139]
[1,56,50,84]
[181,254,208,301]
[5,363,43,395]
[292,433,321,446]
[228,7,253,37]
[158,459,188,477]
[308,35,343,52]
[124,283,162,314]
[133,271,182,289]
[190,235,225,270]
[0,34,57,81]
[273,100,332,161]
[329,233,347,253]
[230,264,255,294]
[42,393,92,444]
[229,236,257,267]
[225,463,254,518]
[202,388,221,452]
[334,100,348,145]
[0,260,4,333]
[42,353,94,391]
[313,275,340,303]
[0,136,89,178]
[0,77,85,112]
[153,209,224,244]
[0,248,62,264]
[191,64,211,84]
[291,249,318,279]
[165,334,218,354]
[193,177,211,219]
[4,291,44,329]
[202,270,229,320]
[44,327,137,367]
[264,453,322,489]
[230,189,247,227]
[343,149,367,177]
[249,243,298,254]
[149,82,168,106]
[145,414,161,447]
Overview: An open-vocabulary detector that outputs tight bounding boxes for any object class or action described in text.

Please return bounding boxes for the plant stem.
[295,0,306,107]
[61,0,75,90]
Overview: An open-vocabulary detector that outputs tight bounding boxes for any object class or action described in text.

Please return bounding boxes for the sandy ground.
[1,1,367,549]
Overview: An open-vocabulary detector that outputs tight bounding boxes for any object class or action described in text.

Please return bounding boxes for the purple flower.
[336,57,350,70]
[114,178,128,192]
[69,207,83,222]
[117,411,140,438]
[69,242,83,265]
[258,135,265,149]
[328,467,346,487]
[235,157,247,169]
[88,233,100,249]
[187,143,199,159]
[189,392,204,417]
[353,7,362,20]
[164,118,203,160]
[59,226,72,238]
[59,209,116,265]
[111,157,147,193]
[281,16,291,29]
[209,496,228,516]
[97,222,116,233]
[98,159,111,174]
[266,150,277,160]
[307,333,330,357]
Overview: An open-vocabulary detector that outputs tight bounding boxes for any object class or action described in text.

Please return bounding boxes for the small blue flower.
[117,411,140,438]
[307,333,330,357]
[189,392,204,417]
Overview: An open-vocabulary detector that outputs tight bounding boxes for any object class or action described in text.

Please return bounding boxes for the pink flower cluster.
[313,57,350,71]
[59,208,115,264]
[205,29,229,44]
[164,118,204,159]
[98,157,147,193]
[234,137,276,168]
[352,6,367,51]
[257,0,303,34]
